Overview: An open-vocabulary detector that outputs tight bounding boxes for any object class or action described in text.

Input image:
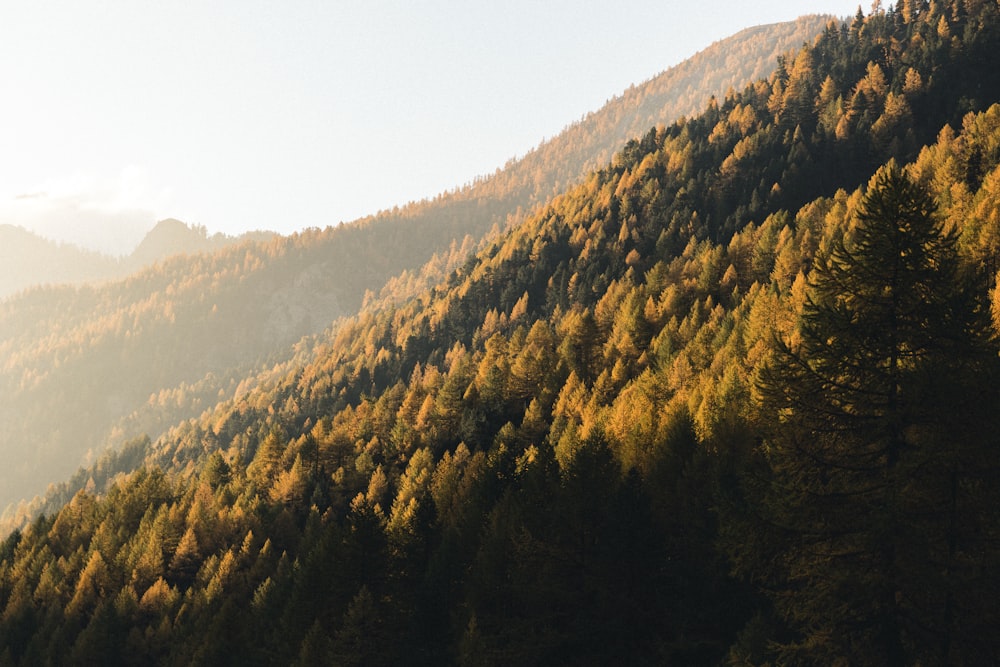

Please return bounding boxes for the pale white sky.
[0,1,863,255]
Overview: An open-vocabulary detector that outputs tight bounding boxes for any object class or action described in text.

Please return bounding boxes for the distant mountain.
[0,219,275,300]
[129,218,215,266]
[0,232,344,507]
[128,218,275,268]
[0,225,120,298]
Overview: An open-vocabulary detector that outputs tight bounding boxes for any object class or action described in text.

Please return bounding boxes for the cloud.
[0,167,172,256]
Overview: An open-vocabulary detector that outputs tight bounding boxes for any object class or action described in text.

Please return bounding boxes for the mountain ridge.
[0,219,276,301]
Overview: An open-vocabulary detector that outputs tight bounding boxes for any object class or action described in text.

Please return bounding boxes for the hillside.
[475,16,837,203]
[0,17,836,512]
[0,2,999,664]
[360,15,836,307]
[0,231,346,507]
[0,220,273,301]
[0,225,120,298]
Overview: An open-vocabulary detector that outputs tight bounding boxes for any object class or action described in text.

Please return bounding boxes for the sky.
[0,1,864,256]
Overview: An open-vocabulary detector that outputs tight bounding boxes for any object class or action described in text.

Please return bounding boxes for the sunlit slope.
[477,16,837,202]
[2,4,1000,663]
[0,17,836,510]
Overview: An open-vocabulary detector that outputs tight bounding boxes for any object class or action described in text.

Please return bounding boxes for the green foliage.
[748,163,1000,663]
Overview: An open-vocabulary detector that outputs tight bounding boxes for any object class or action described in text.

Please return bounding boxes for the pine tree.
[752,163,1000,664]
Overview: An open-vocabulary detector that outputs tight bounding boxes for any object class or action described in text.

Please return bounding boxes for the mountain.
[355,15,837,306]
[0,225,120,298]
[476,16,839,205]
[128,218,275,268]
[0,220,274,301]
[1,2,1000,664]
[0,17,837,512]
[128,218,207,265]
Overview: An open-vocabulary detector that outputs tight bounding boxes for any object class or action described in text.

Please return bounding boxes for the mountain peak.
[129,218,210,265]
[150,217,190,232]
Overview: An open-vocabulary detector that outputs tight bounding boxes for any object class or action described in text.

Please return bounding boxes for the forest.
[1,1,1000,664]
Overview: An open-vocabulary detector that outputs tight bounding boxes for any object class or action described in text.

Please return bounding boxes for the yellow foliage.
[139,577,179,614]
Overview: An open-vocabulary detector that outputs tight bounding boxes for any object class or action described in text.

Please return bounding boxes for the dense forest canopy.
[2,1,1000,664]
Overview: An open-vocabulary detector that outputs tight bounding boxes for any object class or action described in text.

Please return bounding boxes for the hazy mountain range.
[0,219,273,301]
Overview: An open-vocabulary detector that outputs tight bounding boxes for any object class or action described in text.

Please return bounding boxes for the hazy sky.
[0,1,863,255]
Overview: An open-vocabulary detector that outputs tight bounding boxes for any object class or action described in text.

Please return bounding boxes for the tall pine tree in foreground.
[749,163,1000,665]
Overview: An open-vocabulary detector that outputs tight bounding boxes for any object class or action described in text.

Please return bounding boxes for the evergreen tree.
[751,163,1000,664]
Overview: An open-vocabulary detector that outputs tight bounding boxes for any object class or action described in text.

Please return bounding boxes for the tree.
[247,428,285,489]
[168,527,201,588]
[330,586,389,667]
[751,163,1000,664]
[270,454,310,506]
[66,550,111,618]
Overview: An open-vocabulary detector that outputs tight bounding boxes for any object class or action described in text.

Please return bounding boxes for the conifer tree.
[752,163,1000,664]
[168,527,201,588]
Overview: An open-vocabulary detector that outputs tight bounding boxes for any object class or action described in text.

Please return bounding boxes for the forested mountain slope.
[0,17,835,513]
[0,220,474,509]
[1,3,999,665]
